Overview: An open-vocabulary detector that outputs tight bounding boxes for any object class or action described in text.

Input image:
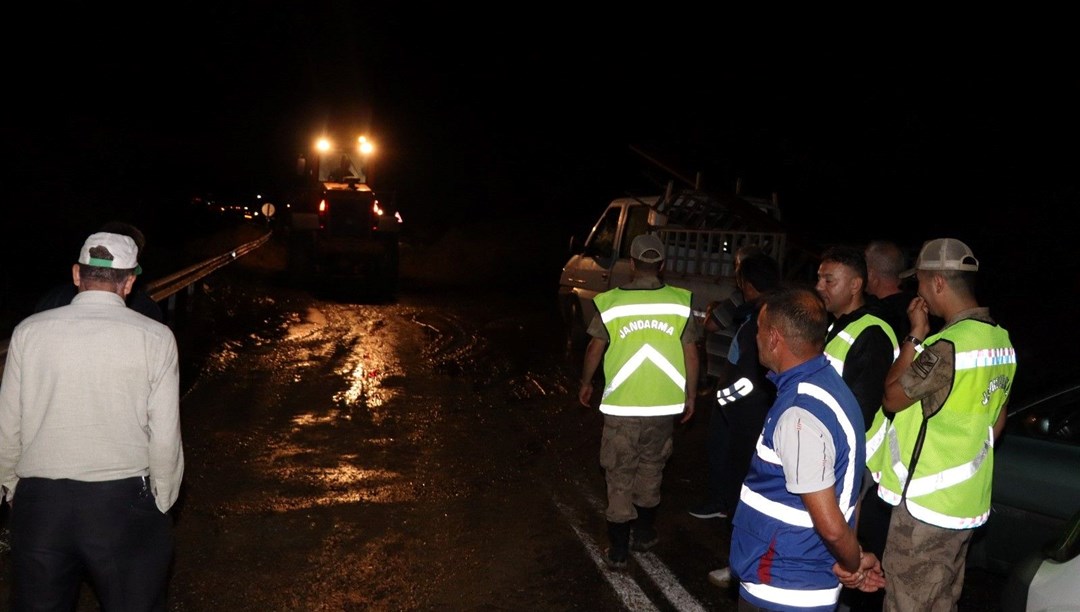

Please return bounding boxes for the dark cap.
[630,234,665,263]
[901,238,979,278]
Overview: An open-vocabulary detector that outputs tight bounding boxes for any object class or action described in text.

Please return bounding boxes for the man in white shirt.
[0,231,185,610]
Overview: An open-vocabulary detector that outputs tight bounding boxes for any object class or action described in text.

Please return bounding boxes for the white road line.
[559,485,709,612]
[555,500,660,612]
[633,552,707,612]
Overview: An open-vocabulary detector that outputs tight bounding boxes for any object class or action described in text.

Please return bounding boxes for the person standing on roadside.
[816,245,899,612]
[817,245,900,421]
[690,244,769,521]
[700,252,781,588]
[0,231,184,610]
[728,287,885,611]
[864,240,917,341]
[876,238,1016,611]
[34,221,164,322]
[578,233,700,570]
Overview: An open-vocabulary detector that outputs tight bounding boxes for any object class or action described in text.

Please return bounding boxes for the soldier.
[578,234,700,569]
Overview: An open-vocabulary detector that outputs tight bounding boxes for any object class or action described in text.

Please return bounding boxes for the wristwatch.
[903,335,923,347]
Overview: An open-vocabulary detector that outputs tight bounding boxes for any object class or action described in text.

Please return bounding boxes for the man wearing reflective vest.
[578,233,700,570]
[876,237,1017,611]
[729,287,885,610]
[815,245,899,612]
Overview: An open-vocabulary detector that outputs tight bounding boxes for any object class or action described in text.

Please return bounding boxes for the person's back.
[578,234,700,570]
[0,231,183,610]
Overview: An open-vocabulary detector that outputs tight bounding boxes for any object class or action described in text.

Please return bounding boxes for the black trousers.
[10,476,174,612]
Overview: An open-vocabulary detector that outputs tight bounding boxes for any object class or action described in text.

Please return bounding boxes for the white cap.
[78,232,140,271]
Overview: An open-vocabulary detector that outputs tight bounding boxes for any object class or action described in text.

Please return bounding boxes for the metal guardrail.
[146,230,272,303]
[0,230,273,371]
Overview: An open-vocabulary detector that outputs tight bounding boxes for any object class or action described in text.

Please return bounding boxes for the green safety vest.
[874,319,1016,529]
[594,285,692,417]
[821,313,898,475]
[823,312,899,377]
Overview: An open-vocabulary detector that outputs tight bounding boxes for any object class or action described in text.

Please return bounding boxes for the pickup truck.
[558,184,809,376]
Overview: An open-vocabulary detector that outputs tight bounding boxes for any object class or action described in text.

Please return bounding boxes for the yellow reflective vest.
[594,285,692,417]
[875,318,1016,529]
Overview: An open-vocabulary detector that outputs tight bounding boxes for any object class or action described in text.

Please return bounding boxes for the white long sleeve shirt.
[0,290,184,513]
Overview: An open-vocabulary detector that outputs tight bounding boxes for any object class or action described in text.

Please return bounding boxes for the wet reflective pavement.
[0,235,1005,611]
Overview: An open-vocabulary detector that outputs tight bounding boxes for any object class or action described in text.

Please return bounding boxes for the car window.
[1006,383,1080,445]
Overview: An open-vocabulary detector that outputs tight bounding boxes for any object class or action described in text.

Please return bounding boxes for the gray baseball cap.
[901,238,979,278]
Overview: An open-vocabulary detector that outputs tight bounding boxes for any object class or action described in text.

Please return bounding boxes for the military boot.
[631,504,659,552]
[605,521,631,569]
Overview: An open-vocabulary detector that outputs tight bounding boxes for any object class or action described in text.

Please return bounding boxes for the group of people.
[0,223,183,610]
[0,220,1018,611]
[579,234,1016,611]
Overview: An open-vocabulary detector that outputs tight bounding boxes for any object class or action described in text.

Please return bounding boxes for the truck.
[281,176,402,297]
[558,182,814,378]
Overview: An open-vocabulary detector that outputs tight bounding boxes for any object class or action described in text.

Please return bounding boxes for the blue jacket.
[729,355,865,612]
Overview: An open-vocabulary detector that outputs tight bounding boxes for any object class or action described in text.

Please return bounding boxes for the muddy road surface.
[0,232,1003,611]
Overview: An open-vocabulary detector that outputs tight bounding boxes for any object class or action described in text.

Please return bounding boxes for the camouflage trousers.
[600,415,674,523]
[882,501,974,612]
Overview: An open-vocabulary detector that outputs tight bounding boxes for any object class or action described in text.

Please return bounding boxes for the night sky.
[5,8,1080,383]
[10,9,1078,241]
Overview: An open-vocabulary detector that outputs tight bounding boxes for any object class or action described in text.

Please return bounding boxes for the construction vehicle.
[281,143,402,296]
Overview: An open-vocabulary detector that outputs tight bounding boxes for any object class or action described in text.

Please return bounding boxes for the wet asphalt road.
[0,230,1005,611]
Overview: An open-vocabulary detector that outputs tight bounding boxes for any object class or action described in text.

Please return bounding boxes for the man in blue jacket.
[729,287,884,611]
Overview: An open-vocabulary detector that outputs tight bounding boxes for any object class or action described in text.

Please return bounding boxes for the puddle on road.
[285,307,328,340]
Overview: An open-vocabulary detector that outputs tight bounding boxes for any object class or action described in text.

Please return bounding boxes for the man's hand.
[833,551,886,592]
[578,382,593,408]
[678,397,695,420]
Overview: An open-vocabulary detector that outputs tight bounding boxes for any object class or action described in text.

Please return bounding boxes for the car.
[966,374,1080,610]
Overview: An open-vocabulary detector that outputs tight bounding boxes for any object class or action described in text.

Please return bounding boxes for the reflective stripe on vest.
[743,582,843,609]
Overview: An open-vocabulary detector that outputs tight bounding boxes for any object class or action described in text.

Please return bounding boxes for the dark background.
[4,7,1079,389]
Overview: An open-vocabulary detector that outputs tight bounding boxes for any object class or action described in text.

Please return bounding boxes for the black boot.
[605,521,631,569]
[631,504,659,552]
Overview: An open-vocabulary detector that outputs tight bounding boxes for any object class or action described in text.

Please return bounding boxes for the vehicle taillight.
[372,200,382,230]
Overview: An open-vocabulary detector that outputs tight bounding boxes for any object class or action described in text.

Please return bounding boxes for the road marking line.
[633,551,707,612]
[555,500,659,611]
[560,484,709,612]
